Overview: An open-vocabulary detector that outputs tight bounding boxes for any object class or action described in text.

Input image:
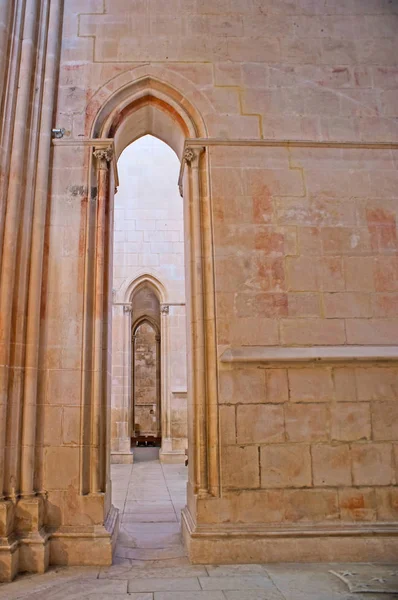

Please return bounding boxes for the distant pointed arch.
[132,315,160,338]
[123,273,166,305]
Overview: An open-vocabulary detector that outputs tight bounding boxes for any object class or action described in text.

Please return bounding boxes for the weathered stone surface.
[260,445,312,488]
[1,0,398,580]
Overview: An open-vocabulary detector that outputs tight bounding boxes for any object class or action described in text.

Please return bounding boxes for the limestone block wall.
[217,363,398,518]
[1,0,398,581]
[191,142,398,560]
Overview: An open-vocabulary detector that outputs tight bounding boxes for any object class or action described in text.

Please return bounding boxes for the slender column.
[160,305,171,450]
[131,332,136,440]
[0,0,40,499]
[155,332,161,438]
[200,152,220,497]
[122,305,132,450]
[0,0,15,132]
[0,1,25,274]
[7,0,51,500]
[91,145,112,494]
[20,0,63,496]
[184,146,207,495]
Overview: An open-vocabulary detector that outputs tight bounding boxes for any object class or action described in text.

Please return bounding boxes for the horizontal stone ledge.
[53,137,398,150]
[186,138,398,150]
[220,346,398,364]
[185,522,398,541]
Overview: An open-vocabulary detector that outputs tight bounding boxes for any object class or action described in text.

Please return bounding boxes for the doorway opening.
[111,134,188,467]
[131,317,161,448]
[109,134,190,559]
[83,76,220,559]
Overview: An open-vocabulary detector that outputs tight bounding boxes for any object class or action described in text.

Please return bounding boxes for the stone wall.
[0,0,398,581]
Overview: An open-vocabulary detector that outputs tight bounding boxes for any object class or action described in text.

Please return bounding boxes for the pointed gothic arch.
[82,74,219,518]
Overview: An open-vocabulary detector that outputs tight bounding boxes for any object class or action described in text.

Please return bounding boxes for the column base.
[0,499,50,582]
[111,451,134,464]
[182,507,398,564]
[19,529,50,574]
[0,535,19,583]
[0,499,119,582]
[50,504,119,566]
[0,500,18,582]
[159,450,186,464]
[16,494,49,575]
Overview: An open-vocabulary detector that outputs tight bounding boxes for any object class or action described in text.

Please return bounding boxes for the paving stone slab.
[116,545,187,560]
[199,576,277,591]
[84,596,143,600]
[153,594,225,600]
[17,579,128,600]
[122,512,177,523]
[0,568,100,600]
[224,591,286,600]
[263,565,352,600]
[121,522,181,534]
[101,565,208,579]
[330,565,398,593]
[128,577,201,592]
[129,558,192,568]
[205,564,269,576]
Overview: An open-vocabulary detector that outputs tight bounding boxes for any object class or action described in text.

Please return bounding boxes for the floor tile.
[128,577,201,592]
[154,594,225,600]
[206,565,269,576]
[200,576,276,591]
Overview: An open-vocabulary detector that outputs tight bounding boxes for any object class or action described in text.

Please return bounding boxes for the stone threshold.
[220,345,398,364]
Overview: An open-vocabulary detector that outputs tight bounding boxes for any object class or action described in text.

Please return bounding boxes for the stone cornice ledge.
[184,138,398,150]
[220,346,398,364]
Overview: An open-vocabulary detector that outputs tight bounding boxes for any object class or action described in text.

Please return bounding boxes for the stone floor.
[1,449,397,599]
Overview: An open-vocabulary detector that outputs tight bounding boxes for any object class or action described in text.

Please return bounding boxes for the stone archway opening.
[82,77,219,563]
[110,134,189,469]
[131,318,161,447]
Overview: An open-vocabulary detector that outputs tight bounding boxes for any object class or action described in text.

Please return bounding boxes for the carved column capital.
[180,146,205,196]
[160,304,169,315]
[93,145,113,166]
[183,146,205,167]
[123,305,132,314]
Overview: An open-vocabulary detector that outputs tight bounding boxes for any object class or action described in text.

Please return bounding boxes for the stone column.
[155,332,161,439]
[0,1,39,582]
[0,0,63,582]
[0,1,13,102]
[0,0,40,504]
[159,305,173,459]
[0,0,28,268]
[16,0,63,577]
[183,146,209,492]
[91,145,113,493]
[110,304,134,464]
[131,330,136,440]
[21,0,63,499]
